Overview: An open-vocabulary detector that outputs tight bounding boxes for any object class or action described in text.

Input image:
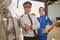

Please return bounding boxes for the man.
[19,1,40,40]
[3,8,16,40]
[37,7,55,40]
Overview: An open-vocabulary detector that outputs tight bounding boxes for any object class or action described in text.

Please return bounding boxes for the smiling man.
[19,1,40,40]
[37,7,55,40]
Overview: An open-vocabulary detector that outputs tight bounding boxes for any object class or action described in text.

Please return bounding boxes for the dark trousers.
[24,36,37,40]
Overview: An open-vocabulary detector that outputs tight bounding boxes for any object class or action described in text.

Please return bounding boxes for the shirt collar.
[24,13,30,16]
[40,15,45,17]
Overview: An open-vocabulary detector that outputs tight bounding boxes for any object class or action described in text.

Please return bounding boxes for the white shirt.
[19,13,40,37]
[3,18,15,40]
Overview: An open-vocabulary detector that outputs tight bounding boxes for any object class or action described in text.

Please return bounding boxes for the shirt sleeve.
[19,17,25,28]
[46,18,53,25]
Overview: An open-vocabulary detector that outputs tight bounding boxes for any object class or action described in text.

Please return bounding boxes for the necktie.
[6,19,9,30]
[28,15,33,25]
[28,15,37,36]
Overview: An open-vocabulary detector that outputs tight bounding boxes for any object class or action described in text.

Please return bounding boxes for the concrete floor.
[47,27,60,40]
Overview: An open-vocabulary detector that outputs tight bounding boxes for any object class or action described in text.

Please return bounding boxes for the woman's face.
[3,10,9,18]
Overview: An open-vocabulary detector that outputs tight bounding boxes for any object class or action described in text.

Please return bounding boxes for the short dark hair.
[3,8,9,14]
[23,1,32,7]
[39,7,45,11]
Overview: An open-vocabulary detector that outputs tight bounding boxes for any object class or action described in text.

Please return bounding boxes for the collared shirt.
[3,18,15,40]
[19,13,40,37]
[37,15,53,36]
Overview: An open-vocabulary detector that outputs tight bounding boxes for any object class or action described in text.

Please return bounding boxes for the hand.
[8,28,15,35]
[42,30,49,34]
[24,24,31,31]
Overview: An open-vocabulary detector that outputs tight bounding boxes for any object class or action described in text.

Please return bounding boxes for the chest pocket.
[24,17,31,25]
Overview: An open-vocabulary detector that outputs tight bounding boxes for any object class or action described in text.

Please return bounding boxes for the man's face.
[3,10,9,18]
[24,6,31,14]
[39,8,45,15]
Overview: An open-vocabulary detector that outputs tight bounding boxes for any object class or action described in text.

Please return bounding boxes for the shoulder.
[46,16,50,20]
[12,17,18,21]
[19,14,25,21]
[20,14,24,18]
[21,15,24,17]
[20,14,25,18]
